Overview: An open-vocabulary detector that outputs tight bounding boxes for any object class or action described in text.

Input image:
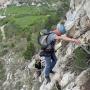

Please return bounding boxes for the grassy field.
[0,5,59,60]
[14,15,47,28]
[0,5,55,17]
[0,2,69,59]
[0,5,58,28]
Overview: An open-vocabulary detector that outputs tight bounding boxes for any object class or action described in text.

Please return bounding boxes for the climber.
[39,20,80,84]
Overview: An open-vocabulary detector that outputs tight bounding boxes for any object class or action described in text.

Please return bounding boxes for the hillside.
[0,5,61,58]
[0,1,69,90]
[0,0,90,90]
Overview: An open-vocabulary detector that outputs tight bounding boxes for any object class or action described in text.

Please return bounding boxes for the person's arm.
[55,35,80,44]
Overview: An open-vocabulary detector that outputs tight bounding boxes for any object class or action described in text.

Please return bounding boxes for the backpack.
[38,29,52,49]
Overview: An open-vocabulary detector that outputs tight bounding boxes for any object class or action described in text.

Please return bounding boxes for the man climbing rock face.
[40,23,80,84]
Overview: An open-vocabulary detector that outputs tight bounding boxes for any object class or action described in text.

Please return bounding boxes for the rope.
[74,64,89,70]
[72,43,90,70]
[79,45,90,54]
[72,43,90,57]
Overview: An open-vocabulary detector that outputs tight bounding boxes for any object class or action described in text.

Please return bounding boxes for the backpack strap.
[42,32,55,50]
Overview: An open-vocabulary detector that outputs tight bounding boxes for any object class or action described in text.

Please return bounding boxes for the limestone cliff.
[0,0,90,90]
[39,0,90,90]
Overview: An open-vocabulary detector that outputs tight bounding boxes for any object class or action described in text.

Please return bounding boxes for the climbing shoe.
[45,76,51,84]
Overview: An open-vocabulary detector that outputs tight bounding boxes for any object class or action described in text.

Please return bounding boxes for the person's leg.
[44,56,52,83]
[44,56,52,77]
[51,52,57,71]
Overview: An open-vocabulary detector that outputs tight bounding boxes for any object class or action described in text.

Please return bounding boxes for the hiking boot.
[50,70,55,74]
[45,76,51,84]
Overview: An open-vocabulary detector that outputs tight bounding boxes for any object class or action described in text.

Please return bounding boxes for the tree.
[23,42,35,60]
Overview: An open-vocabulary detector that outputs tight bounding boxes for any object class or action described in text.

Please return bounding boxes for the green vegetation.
[73,47,90,71]
[0,61,5,81]
[0,43,8,56]
[14,15,47,28]
[0,31,2,42]
[0,1,69,60]
[23,42,35,60]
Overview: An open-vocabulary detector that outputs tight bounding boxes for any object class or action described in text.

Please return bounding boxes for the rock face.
[39,0,90,90]
[0,0,90,90]
[0,25,6,41]
[1,51,32,90]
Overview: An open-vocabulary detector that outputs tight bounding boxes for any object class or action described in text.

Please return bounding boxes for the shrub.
[73,47,90,71]
[0,61,5,81]
[23,42,35,60]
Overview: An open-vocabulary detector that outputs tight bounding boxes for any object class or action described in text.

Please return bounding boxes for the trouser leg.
[44,56,52,77]
[51,52,57,70]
